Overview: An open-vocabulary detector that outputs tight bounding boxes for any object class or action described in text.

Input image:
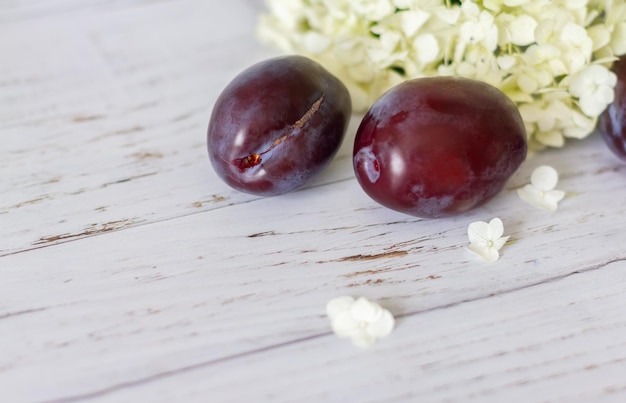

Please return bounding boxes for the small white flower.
[326,296,395,347]
[496,54,516,70]
[611,22,626,54]
[497,13,537,46]
[352,0,395,21]
[517,165,566,212]
[568,64,617,117]
[412,33,439,64]
[466,218,509,263]
[302,32,331,54]
[400,9,430,37]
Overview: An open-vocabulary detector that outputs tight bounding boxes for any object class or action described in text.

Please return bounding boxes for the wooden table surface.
[2,1,626,402]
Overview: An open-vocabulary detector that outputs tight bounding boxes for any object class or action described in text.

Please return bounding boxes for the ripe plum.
[207,55,351,196]
[598,56,626,161]
[353,77,527,218]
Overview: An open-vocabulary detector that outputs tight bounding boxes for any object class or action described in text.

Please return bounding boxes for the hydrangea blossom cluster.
[258,0,626,150]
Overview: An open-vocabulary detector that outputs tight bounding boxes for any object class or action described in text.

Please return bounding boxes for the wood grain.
[2,1,626,402]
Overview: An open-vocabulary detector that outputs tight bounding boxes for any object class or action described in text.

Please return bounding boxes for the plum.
[207,55,351,196]
[353,76,527,218]
[598,56,626,161]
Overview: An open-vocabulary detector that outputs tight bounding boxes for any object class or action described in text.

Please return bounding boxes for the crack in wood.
[192,195,227,208]
[102,172,158,187]
[343,266,409,278]
[347,278,387,287]
[93,126,145,141]
[221,293,256,305]
[341,266,437,281]
[0,307,48,320]
[247,231,277,238]
[33,219,140,245]
[11,195,52,208]
[171,109,202,122]
[72,115,104,123]
[131,151,164,161]
[321,250,409,264]
[45,176,62,184]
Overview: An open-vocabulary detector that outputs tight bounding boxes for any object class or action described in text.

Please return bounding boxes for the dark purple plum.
[207,55,351,196]
[353,76,527,218]
[598,56,626,161]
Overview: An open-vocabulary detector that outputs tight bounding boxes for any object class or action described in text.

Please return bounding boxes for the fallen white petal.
[467,218,504,244]
[326,296,355,320]
[351,333,377,347]
[509,15,537,46]
[487,218,505,239]
[544,189,566,205]
[350,297,382,323]
[330,311,361,338]
[491,235,510,251]
[466,243,500,263]
[467,220,492,244]
[517,185,560,212]
[530,165,559,191]
[365,309,395,338]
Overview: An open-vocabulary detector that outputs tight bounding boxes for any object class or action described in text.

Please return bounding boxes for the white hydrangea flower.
[352,0,395,21]
[326,296,395,347]
[466,218,509,263]
[568,64,618,117]
[612,22,626,54]
[258,0,626,150]
[497,13,537,46]
[517,165,566,212]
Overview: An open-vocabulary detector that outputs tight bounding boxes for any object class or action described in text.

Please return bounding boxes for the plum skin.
[353,76,528,218]
[598,56,626,161]
[207,55,352,196]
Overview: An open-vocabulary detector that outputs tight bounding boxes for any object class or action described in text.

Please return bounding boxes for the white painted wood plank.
[77,261,626,403]
[0,0,292,254]
[1,134,626,402]
[0,0,182,22]
[0,0,266,127]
